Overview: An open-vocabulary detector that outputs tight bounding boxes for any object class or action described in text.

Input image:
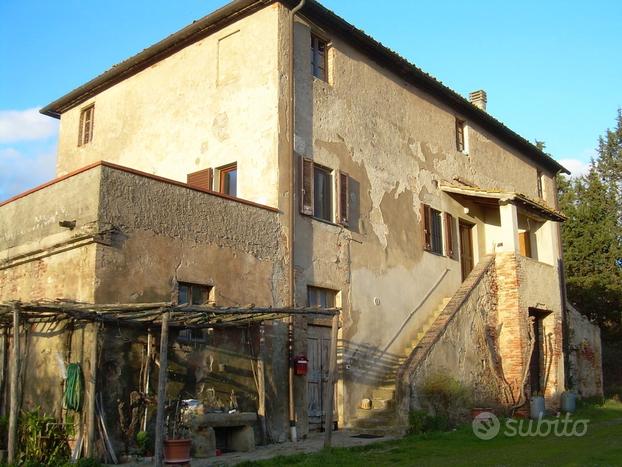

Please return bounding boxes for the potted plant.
[163,399,191,463]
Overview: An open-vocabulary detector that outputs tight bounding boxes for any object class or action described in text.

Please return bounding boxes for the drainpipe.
[288,0,306,443]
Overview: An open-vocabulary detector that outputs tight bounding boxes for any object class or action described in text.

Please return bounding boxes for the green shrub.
[419,373,472,427]
[408,410,426,434]
[136,430,151,455]
[18,408,70,466]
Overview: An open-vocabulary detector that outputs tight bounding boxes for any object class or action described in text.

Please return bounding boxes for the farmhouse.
[0,0,603,461]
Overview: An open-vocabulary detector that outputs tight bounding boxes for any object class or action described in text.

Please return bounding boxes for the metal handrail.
[382,268,451,353]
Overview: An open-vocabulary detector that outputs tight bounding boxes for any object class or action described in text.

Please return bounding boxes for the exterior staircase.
[350,297,452,434]
[349,255,496,435]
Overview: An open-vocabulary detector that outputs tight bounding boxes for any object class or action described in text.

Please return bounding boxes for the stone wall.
[566,305,603,398]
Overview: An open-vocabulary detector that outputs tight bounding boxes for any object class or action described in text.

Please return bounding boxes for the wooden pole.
[85,322,100,458]
[7,302,20,464]
[257,323,267,444]
[142,328,152,432]
[154,310,170,467]
[323,312,339,448]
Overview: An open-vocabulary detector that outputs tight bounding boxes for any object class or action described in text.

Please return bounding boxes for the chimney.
[469,90,487,111]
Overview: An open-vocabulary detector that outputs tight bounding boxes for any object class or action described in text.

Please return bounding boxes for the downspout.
[288,0,306,443]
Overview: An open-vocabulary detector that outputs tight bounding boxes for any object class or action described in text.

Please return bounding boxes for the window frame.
[300,157,350,226]
[455,118,467,154]
[313,163,333,222]
[78,104,95,147]
[311,33,328,82]
[216,163,237,197]
[536,170,544,199]
[177,282,213,343]
[307,286,337,309]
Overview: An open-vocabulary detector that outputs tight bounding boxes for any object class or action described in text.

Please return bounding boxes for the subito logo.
[472,412,500,440]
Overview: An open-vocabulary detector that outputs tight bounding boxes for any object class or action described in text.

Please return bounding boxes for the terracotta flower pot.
[471,408,494,420]
[163,438,191,464]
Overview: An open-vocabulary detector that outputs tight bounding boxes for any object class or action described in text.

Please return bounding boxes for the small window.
[307,286,337,308]
[422,204,444,255]
[313,164,333,221]
[311,34,327,81]
[537,171,544,198]
[519,231,532,258]
[78,104,95,146]
[178,283,212,342]
[218,163,237,197]
[455,118,466,153]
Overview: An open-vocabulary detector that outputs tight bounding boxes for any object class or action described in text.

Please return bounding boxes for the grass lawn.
[240,400,622,466]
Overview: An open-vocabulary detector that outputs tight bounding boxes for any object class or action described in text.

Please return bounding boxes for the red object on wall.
[294,355,308,376]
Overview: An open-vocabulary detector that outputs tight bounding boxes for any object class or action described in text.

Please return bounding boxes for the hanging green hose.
[64,363,84,412]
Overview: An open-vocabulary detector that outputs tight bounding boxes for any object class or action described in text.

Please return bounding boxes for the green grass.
[240,400,622,466]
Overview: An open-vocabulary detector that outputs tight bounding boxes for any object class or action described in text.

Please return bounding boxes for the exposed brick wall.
[495,252,530,406]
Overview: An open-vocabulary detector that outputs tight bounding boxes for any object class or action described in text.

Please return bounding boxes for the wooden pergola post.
[85,322,100,458]
[7,302,20,464]
[154,309,170,467]
[323,312,339,448]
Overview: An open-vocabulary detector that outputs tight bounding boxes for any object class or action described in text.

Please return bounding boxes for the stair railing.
[382,268,451,354]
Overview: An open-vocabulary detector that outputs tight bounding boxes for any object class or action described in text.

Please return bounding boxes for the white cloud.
[0,147,56,201]
[557,158,591,178]
[0,108,59,143]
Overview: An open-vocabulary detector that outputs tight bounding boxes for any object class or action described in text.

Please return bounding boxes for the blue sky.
[1,0,621,200]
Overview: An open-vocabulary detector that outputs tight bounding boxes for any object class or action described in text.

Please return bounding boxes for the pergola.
[0,301,340,466]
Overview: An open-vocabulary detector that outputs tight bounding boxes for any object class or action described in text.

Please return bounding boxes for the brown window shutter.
[444,213,454,258]
[421,204,431,250]
[300,157,314,215]
[337,171,349,226]
[187,168,213,191]
[519,232,532,258]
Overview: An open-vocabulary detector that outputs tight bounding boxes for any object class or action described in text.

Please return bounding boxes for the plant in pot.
[163,399,191,463]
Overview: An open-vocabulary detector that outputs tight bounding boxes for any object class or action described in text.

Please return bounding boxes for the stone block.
[229,425,255,452]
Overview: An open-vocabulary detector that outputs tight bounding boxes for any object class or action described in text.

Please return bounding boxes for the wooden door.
[307,325,331,431]
[459,222,474,281]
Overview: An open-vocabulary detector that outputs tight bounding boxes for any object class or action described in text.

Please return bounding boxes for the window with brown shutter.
[218,163,237,196]
[78,104,95,146]
[337,171,349,226]
[421,204,443,255]
[187,168,213,191]
[444,212,456,259]
[455,118,465,153]
[537,171,544,198]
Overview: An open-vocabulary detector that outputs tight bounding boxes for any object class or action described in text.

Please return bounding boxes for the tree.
[558,110,622,336]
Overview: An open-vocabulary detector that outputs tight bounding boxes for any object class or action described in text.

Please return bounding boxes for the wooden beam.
[323,312,339,448]
[154,310,170,467]
[85,322,100,458]
[7,302,20,464]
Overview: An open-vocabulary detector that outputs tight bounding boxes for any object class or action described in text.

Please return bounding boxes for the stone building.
[0,0,603,456]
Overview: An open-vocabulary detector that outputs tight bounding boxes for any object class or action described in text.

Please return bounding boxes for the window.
[537,171,544,198]
[422,204,444,255]
[519,231,532,258]
[311,34,327,81]
[218,163,237,197]
[300,157,350,225]
[187,168,213,191]
[307,286,337,308]
[455,118,466,153]
[178,282,211,306]
[313,165,332,221]
[78,104,95,146]
[178,283,212,342]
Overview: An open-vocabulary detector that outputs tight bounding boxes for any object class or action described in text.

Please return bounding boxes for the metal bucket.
[561,391,577,413]
[530,396,545,419]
